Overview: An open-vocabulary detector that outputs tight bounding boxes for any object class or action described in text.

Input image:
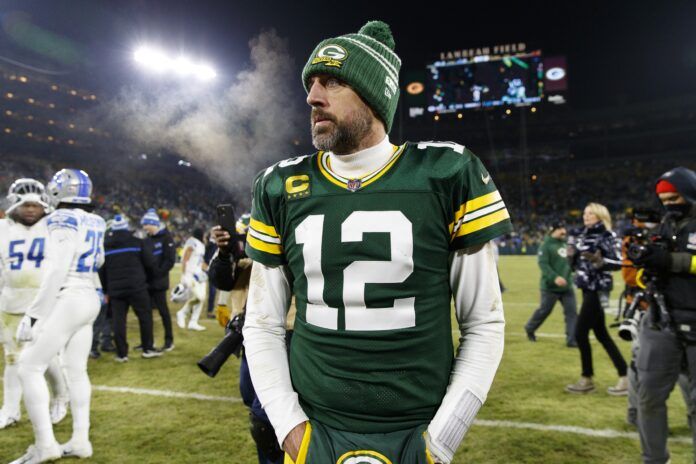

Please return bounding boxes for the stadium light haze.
[133,46,217,82]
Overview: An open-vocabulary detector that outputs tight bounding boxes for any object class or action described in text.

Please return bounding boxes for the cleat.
[176,310,186,329]
[187,323,206,331]
[114,356,129,363]
[141,349,163,359]
[61,439,93,458]
[0,409,20,429]
[9,442,61,464]
[89,350,101,359]
[161,343,175,352]
[50,397,70,424]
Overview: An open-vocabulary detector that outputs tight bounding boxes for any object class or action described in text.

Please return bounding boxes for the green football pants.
[284,420,435,464]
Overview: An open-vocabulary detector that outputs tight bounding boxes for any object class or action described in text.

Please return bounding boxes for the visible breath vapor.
[105,30,301,195]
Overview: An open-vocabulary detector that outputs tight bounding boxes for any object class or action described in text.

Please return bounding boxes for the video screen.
[427,52,544,112]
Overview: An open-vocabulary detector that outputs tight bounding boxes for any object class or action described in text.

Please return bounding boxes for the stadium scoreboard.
[419,43,567,114]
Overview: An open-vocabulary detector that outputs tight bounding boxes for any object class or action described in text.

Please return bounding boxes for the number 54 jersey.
[246,142,513,433]
[0,217,49,314]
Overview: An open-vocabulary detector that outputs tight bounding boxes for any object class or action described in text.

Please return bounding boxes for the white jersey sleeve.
[183,237,207,282]
[26,209,105,319]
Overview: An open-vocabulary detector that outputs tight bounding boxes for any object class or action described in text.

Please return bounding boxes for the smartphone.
[216,204,237,236]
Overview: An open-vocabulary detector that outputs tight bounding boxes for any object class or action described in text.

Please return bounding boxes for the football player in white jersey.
[175,228,208,331]
[11,169,106,464]
[0,179,70,430]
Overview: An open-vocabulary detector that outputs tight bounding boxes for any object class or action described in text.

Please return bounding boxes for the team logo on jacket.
[688,232,696,250]
[336,450,392,464]
[558,247,567,258]
[346,179,362,192]
[312,44,348,68]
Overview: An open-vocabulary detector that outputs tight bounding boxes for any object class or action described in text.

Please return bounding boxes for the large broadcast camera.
[614,209,676,335]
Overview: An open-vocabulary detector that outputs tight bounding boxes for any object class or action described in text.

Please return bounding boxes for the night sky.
[2,0,695,109]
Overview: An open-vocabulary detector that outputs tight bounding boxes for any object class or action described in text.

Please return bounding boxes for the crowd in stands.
[2,151,694,254]
[0,152,234,246]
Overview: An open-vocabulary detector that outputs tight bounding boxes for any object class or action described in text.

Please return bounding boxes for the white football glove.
[16,315,35,342]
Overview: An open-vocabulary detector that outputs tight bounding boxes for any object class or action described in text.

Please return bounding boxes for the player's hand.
[283,421,308,462]
[16,315,35,342]
[215,304,231,328]
[554,276,568,287]
[211,226,231,248]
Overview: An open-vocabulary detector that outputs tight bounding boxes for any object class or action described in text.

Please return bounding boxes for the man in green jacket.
[525,222,578,347]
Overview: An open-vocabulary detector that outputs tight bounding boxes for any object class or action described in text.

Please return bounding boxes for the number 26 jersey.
[246,141,513,433]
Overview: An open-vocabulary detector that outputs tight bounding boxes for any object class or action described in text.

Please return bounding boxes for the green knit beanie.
[302,20,401,133]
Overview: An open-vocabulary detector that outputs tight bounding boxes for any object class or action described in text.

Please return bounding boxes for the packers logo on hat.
[312,44,348,68]
[336,450,392,464]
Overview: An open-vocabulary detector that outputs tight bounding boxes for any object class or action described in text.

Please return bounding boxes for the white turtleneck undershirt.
[326,135,393,179]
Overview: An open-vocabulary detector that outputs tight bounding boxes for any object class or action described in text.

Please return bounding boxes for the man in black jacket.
[632,167,696,464]
[100,214,161,361]
[141,209,176,351]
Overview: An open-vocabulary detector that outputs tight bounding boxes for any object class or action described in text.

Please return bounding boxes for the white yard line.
[92,385,243,403]
[474,419,692,445]
[90,384,691,445]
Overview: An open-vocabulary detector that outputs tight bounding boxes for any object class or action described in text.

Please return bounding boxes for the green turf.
[0,258,692,463]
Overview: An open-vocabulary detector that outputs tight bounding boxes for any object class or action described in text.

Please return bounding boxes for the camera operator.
[565,203,628,395]
[620,210,692,429]
[208,214,284,464]
[632,167,696,464]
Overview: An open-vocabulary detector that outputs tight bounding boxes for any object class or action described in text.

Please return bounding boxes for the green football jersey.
[245,141,512,433]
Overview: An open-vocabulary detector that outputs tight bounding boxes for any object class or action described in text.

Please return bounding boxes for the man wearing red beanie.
[632,166,696,464]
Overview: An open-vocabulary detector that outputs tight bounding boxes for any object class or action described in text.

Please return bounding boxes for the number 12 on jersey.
[296,211,415,332]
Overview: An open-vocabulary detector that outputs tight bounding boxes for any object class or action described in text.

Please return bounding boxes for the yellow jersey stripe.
[247,234,283,255]
[454,208,510,238]
[361,144,406,187]
[452,190,502,225]
[317,152,346,188]
[317,144,406,189]
[249,218,279,238]
[690,256,696,275]
[289,422,312,464]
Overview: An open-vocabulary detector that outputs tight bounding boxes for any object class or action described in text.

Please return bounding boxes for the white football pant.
[18,289,99,447]
[178,280,206,325]
[0,312,69,418]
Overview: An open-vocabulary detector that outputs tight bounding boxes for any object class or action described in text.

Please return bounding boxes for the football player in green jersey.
[242,20,513,464]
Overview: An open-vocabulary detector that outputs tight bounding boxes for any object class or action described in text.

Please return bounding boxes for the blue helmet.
[46,169,93,207]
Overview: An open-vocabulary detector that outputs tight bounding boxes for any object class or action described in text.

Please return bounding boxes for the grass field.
[0,257,693,463]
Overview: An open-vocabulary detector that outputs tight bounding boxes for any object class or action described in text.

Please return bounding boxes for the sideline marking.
[474,419,691,444]
[89,384,691,445]
[92,385,243,403]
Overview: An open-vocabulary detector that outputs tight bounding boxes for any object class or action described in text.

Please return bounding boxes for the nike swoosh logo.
[481,173,491,184]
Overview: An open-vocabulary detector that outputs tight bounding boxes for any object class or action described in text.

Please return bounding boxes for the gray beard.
[311,108,372,155]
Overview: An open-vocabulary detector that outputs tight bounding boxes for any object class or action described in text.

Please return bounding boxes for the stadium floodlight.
[133,46,217,82]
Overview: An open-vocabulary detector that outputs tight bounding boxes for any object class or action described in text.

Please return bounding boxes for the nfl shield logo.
[346,179,361,192]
